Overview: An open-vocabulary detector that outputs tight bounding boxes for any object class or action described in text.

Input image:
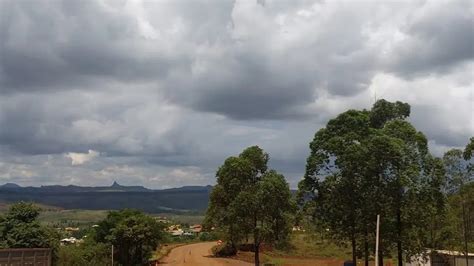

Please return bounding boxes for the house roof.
[434,249,474,257]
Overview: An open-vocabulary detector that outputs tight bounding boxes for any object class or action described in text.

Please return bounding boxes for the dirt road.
[160,242,252,266]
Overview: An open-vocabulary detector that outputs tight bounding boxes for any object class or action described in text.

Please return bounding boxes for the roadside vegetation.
[205,146,296,265]
[298,99,473,266]
[205,99,473,266]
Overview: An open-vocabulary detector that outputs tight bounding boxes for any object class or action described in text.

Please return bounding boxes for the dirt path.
[160,242,252,266]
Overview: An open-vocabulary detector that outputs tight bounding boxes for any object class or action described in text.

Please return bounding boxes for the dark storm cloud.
[410,104,472,147]
[0,0,190,92]
[385,0,474,77]
[0,90,195,158]
[0,0,472,187]
[0,0,378,119]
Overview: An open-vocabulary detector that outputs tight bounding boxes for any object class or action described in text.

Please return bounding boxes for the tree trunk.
[462,198,469,266]
[397,208,402,266]
[378,250,383,266]
[254,243,260,266]
[352,235,357,266]
[364,228,369,266]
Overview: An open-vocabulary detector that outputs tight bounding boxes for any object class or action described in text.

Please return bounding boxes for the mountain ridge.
[0,182,212,193]
[0,182,213,213]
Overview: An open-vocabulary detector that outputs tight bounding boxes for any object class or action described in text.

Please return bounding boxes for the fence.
[0,248,51,266]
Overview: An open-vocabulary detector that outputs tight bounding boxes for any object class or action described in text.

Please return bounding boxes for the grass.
[38,209,204,226]
[232,233,400,266]
[152,213,205,225]
[268,232,352,259]
[230,232,352,266]
[38,209,109,225]
[0,201,61,213]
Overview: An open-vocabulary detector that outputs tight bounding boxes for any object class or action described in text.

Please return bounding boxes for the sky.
[0,0,472,189]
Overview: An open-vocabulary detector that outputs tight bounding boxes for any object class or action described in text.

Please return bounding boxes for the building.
[166,225,184,236]
[406,250,474,266]
[60,237,83,245]
[189,224,202,234]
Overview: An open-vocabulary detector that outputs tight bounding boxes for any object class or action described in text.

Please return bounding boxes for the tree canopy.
[205,146,295,266]
[299,99,447,266]
[0,202,59,250]
[94,209,165,266]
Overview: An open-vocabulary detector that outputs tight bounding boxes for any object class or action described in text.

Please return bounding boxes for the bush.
[238,243,255,252]
[199,232,219,242]
[57,241,111,266]
[211,242,237,257]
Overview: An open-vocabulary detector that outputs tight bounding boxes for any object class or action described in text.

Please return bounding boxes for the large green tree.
[94,209,165,266]
[443,138,474,265]
[299,109,371,265]
[0,202,59,250]
[205,146,295,266]
[299,99,445,266]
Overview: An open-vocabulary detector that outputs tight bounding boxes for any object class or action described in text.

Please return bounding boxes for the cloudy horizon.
[0,0,472,189]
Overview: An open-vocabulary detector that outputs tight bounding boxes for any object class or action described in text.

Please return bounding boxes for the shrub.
[211,242,237,257]
[199,232,219,242]
[238,243,255,252]
[57,241,110,266]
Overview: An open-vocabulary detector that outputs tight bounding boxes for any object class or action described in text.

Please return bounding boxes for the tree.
[205,146,295,266]
[57,239,111,266]
[0,202,59,250]
[299,109,372,266]
[299,99,445,266]
[94,209,165,266]
[444,138,474,265]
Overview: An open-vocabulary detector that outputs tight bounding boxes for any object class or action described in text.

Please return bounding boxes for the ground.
[160,241,353,266]
[159,242,252,266]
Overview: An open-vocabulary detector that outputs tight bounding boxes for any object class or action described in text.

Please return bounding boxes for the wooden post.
[375,215,380,266]
[47,249,51,266]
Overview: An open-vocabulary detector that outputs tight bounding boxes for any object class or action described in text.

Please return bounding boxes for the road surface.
[160,242,252,266]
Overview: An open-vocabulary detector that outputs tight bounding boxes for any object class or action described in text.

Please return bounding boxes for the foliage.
[205,146,295,265]
[443,140,474,257]
[94,209,165,266]
[57,239,111,266]
[299,99,447,266]
[0,202,59,250]
[199,231,220,241]
[269,232,352,259]
[212,242,237,257]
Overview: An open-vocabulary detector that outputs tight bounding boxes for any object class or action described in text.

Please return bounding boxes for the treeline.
[0,203,166,265]
[298,99,473,266]
[205,99,472,266]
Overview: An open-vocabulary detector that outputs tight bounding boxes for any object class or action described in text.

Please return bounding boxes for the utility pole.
[375,215,380,266]
[111,244,114,266]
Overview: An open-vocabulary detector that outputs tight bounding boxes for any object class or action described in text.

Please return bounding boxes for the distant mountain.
[0,183,21,188]
[0,182,212,213]
[0,181,150,193]
[162,185,213,192]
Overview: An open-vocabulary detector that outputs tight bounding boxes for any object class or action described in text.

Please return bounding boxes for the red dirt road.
[160,242,252,266]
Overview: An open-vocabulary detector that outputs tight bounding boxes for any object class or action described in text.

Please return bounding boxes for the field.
[232,232,376,266]
[153,212,205,225]
[231,232,399,266]
[269,232,352,259]
[39,209,109,225]
[1,201,205,229]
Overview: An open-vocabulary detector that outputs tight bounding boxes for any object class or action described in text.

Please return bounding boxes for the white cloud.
[66,150,100,166]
